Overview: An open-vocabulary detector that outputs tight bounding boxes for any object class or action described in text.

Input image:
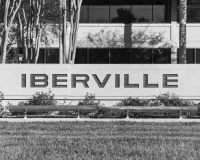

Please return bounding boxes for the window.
[110,49,131,63]
[80,0,88,23]
[75,49,88,63]
[80,0,171,23]
[178,0,200,23]
[110,0,131,23]
[75,48,171,64]
[153,48,171,63]
[153,0,170,23]
[75,48,132,64]
[46,49,59,64]
[132,0,152,23]
[132,48,171,64]
[88,0,109,23]
[187,0,196,22]
[37,49,45,64]
[196,49,200,63]
[132,49,152,63]
[196,3,200,22]
[27,49,59,64]
[186,49,195,63]
[178,49,200,64]
[89,49,109,64]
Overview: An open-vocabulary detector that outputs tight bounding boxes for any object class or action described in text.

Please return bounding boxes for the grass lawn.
[1,122,200,160]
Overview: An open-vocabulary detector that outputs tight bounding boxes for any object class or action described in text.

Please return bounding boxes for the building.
[75,0,199,65]
[1,0,199,64]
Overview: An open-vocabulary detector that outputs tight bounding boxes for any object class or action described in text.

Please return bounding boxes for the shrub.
[16,89,57,115]
[78,93,111,118]
[116,97,150,106]
[150,92,196,106]
[19,89,57,106]
[113,97,150,118]
[114,92,197,118]
[78,93,100,106]
[0,92,11,117]
[58,93,100,117]
[0,92,5,117]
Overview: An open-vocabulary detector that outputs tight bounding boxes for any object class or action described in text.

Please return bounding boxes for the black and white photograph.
[0,0,200,159]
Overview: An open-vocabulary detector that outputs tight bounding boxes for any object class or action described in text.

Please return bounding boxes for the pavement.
[1,118,200,122]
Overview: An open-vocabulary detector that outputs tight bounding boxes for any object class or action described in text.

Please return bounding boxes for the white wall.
[176,24,200,48]
[1,64,200,105]
[77,24,172,49]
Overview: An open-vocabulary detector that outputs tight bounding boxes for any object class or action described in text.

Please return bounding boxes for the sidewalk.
[1,118,200,122]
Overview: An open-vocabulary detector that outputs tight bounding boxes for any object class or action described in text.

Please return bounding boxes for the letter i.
[22,74,26,88]
[115,74,120,88]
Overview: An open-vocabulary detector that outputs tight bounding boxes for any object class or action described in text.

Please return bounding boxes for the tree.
[68,0,83,64]
[59,0,83,64]
[17,0,45,63]
[61,0,68,63]
[1,0,87,64]
[0,0,22,64]
[179,0,187,63]
[17,0,60,63]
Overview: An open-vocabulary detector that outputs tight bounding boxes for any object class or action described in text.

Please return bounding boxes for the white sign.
[0,64,200,100]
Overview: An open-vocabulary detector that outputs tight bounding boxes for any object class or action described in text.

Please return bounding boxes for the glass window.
[89,49,109,63]
[178,49,200,64]
[153,0,170,23]
[80,0,88,22]
[187,0,196,23]
[131,0,153,23]
[153,48,171,63]
[88,0,109,23]
[196,49,200,63]
[132,49,152,63]
[110,49,131,63]
[110,0,131,23]
[186,49,195,63]
[80,0,171,23]
[75,49,88,64]
[80,6,88,22]
[37,49,45,64]
[178,0,200,23]
[195,1,200,22]
[46,49,59,64]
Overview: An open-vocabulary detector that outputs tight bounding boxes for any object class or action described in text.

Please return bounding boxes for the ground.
[0,121,200,159]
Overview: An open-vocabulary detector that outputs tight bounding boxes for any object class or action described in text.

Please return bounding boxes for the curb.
[1,118,200,122]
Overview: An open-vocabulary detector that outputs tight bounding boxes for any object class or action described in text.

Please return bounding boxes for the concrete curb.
[1,118,200,122]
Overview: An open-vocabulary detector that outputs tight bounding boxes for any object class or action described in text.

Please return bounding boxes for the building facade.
[1,0,200,64]
[75,0,200,65]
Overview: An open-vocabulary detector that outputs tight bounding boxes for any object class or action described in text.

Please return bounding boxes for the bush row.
[0,90,198,118]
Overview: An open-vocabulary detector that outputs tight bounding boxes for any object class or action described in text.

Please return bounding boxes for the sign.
[0,64,200,100]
